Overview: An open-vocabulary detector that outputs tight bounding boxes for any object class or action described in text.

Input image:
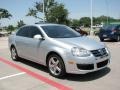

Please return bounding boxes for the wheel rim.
[49,57,62,76]
[11,48,17,60]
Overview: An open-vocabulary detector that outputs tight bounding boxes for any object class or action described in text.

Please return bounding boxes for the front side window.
[29,26,42,38]
[41,25,81,38]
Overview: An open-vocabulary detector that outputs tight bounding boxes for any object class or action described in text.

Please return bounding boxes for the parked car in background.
[9,24,110,78]
[70,26,88,36]
[98,24,120,42]
[0,31,8,37]
[77,28,88,36]
[0,33,4,37]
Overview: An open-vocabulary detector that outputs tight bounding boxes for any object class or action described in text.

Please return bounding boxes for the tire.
[116,35,120,42]
[10,46,20,61]
[47,54,66,78]
[100,38,104,42]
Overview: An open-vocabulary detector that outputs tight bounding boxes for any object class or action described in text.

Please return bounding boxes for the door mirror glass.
[11,31,15,35]
[33,34,42,40]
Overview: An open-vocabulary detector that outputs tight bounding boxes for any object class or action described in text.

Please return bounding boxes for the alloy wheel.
[48,57,62,76]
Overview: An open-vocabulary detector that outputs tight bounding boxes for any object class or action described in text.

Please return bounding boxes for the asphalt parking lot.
[0,36,120,90]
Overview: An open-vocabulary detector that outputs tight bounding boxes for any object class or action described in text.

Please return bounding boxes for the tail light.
[111,30,117,34]
[112,30,117,33]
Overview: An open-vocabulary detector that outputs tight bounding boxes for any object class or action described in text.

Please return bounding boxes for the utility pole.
[105,0,109,24]
[43,0,45,22]
[90,0,93,35]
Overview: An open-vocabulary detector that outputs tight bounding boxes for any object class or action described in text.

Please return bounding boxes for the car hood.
[55,36,105,50]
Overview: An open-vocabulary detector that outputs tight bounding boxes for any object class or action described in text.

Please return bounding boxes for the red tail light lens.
[112,30,117,33]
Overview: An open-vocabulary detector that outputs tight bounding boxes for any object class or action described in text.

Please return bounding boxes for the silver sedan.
[8,24,111,78]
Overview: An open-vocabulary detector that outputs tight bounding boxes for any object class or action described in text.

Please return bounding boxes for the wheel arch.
[10,44,15,50]
[46,51,66,69]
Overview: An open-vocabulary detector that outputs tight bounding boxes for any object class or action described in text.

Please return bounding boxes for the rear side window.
[16,27,29,37]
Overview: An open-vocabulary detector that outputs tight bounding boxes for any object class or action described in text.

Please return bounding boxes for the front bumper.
[64,52,110,74]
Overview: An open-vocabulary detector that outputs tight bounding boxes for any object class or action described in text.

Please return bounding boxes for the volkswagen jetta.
[8,24,110,78]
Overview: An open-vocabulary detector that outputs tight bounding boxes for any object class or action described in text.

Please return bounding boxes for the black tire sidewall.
[11,47,19,61]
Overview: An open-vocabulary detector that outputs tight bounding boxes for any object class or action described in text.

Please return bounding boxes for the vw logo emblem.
[98,49,104,55]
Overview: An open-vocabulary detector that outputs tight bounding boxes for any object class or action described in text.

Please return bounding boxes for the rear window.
[102,24,118,30]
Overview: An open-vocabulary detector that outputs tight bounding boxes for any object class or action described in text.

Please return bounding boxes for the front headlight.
[105,47,110,54]
[71,47,91,57]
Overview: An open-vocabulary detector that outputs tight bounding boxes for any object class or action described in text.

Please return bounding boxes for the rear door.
[15,26,30,59]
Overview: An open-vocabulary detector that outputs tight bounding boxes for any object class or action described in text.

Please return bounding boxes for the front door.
[25,26,44,63]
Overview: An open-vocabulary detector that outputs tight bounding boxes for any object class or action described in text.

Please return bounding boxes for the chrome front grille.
[91,48,108,57]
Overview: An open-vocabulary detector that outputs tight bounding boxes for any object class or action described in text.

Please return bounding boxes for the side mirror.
[11,32,15,35]
[33,34,43,40]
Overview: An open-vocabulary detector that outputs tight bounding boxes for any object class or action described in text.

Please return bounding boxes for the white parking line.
[0,72,25,80]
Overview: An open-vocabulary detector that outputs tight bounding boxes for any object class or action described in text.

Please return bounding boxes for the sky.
[0,0,120,26]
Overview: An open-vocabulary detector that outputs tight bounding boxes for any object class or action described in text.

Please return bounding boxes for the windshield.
[41,25,81,38]
[102,24,117,30]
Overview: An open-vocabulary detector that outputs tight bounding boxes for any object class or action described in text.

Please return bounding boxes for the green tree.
[70,19,80,27]
[47,3,68,24]
[17,20,25,28]
[80,17,91,27]
[93,17,100,25]
[6,25,15,33]
[95,15,118,25]
[26,0,55,21]
[0,8,12,19]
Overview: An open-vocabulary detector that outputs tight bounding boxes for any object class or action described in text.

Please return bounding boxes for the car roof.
[35,23,62,27]
[19,23,65,29]
[103,24,119,27]
[25,23,63,27]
